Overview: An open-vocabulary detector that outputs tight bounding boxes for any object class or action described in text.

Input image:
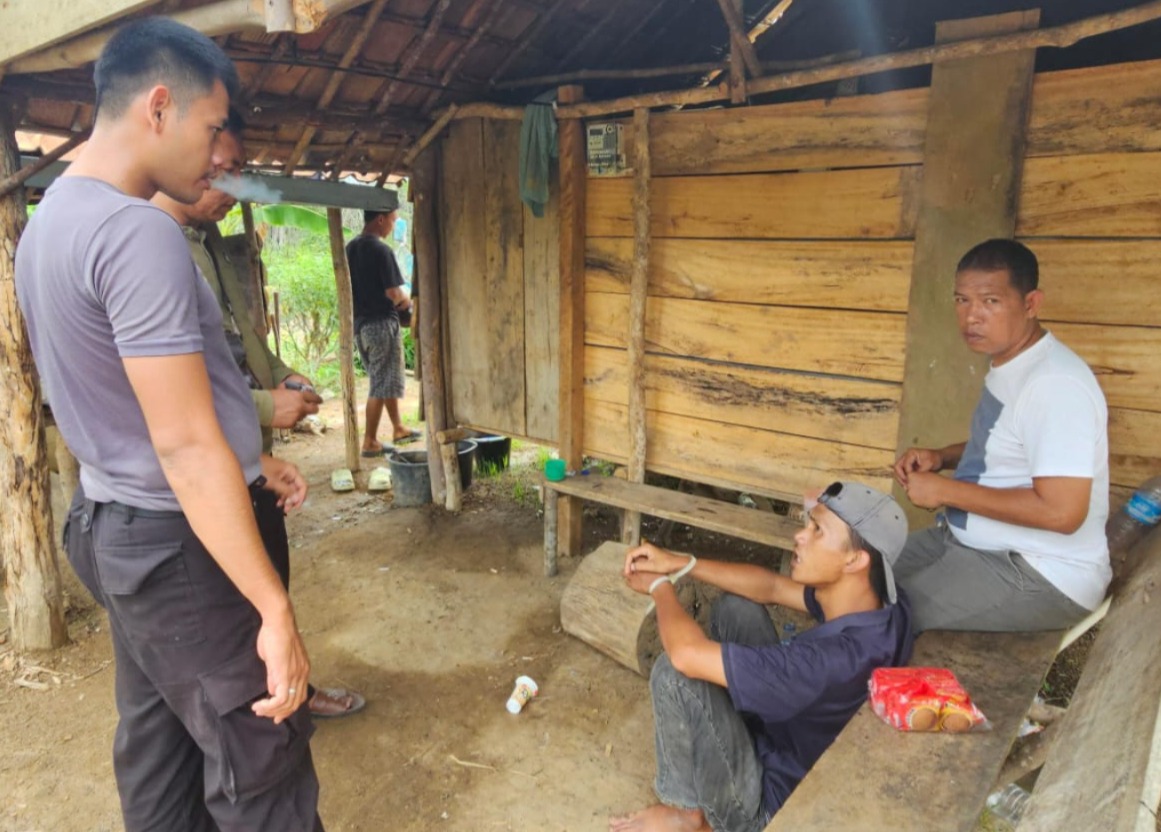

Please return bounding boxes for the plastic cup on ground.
[506,675,539,714]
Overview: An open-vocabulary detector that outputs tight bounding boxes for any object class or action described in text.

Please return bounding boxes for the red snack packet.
[868,667,991,733]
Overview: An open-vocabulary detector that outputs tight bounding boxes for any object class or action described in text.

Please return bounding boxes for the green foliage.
[265,236,339,382]
[535,447,553,471]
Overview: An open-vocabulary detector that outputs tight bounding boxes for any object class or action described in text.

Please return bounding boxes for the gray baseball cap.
[817,481,908,604]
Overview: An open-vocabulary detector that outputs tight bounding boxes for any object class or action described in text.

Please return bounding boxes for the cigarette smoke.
[214,174,284,205]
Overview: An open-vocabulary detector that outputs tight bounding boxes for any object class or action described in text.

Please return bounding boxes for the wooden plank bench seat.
[541,474,799,577]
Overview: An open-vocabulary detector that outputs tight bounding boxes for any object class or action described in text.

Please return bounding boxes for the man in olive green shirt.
[153,115,365,720]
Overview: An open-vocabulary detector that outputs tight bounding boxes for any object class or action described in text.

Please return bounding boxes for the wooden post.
[557,84,587,559]
[543,486,559,577]
[439,440,461,512]
[620,107,651,547]
[726,0,747,103]
[271,289,282,358]
[0,102,67,651]
[239,201,268,338]
[894,11,1039,529]
[325,207,360,473]
[411,149,448,503]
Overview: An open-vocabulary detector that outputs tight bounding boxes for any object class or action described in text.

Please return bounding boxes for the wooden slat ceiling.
[5,0,1161,180]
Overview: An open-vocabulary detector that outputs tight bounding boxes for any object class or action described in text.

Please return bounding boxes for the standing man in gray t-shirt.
[15,19,323,832]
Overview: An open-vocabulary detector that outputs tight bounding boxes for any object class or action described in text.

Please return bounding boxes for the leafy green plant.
[535,447,553,471]
[265,237,339,376]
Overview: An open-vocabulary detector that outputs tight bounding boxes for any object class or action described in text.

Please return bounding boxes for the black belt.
[104,476,269,520]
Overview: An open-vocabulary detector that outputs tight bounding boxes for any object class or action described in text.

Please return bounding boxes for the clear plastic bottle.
[985,783,1031,824]
[1106,475,1161,555]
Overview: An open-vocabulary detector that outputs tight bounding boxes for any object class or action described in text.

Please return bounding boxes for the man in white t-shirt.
[893,239,1110,632]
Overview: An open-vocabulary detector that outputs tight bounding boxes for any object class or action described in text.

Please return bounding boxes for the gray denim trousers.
[650,594,776,832]
[894,524,1089,633]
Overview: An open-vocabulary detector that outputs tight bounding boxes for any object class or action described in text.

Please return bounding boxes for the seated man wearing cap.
[609,482,914,832]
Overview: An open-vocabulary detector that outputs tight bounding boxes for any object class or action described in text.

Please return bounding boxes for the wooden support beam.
[8,0,370,74]
[0,0,160,65]
[551,0,1161,119]
[0,132,85,199]
[543,487,559,577]
[894,10,1039,529]
[238,201,267,338]
[435,427,473,445]
[715,0,763,78]
[620,107,651,547]
[493,52,855,91]
[401,104,457,170]
[325,207,360,473]
[284,0,389,174]
[0,102,68,652]
[265,0,296,32]
[556,84,586,563]
[371,0,453,117]
[440,441,462,511]
[411,149,448,503]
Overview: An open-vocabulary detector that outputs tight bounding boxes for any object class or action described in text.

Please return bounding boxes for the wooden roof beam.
[0,0,161,65]
[371,0,452,116]
[714,0,763,77]
[7,0,373,74]
[487,0,573,84]
[283,0,390,173]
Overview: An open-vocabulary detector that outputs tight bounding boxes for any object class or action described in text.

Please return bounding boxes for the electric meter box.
[586,122,625,175]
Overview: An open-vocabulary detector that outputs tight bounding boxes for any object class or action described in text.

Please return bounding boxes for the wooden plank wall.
[583,57,1161,502]
[438,118,561,442]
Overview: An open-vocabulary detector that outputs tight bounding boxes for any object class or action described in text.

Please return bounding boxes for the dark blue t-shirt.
[721,588,914,816]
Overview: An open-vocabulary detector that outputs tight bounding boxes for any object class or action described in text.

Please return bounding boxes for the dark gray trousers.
[650,594,775,832]
[894,525,1089,633]
[65,487,324,832]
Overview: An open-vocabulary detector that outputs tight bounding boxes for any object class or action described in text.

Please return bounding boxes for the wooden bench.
[541,474,799,577]
[768,543,1150,832]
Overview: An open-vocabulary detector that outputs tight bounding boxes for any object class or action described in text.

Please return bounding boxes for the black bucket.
[389,440,477,506]
[388,449,432,507]
[471,432,511,474]
[455,440,478,491]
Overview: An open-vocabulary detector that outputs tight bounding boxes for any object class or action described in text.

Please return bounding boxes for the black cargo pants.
[65,485,324,832]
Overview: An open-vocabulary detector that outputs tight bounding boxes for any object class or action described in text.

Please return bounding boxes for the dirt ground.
[0,376,1121,832]
[0,378,799,832]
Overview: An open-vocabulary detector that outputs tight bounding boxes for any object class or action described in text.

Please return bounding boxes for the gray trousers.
[650,594,775,832]
[65,488,324,832]
[894,524,1089,633]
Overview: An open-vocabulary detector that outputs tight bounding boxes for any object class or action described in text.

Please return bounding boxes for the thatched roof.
[3,0,1160,180]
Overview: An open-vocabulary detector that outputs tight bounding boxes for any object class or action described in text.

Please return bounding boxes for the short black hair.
[225,106,246,138]
[956,238,1039,295]
[848,526,890,605]
[94,17,240,121]
[364,209,396,225]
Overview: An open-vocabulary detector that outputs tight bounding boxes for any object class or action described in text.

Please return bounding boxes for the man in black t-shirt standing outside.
[346,209,417,455]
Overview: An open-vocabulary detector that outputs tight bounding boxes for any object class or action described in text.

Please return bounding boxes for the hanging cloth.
[518,91,559,218]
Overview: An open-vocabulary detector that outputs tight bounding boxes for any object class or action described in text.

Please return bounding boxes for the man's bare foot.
[608,804,709,832]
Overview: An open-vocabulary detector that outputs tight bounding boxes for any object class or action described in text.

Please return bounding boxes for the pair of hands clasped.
[623,542,694,596]
[893,447,948,510]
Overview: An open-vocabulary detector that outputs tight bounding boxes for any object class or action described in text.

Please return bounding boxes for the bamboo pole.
[556,84,586,562]
[0,132,86,199]
[0,102,67,651]
[411,149,448,503]
[325,208,360,473]
[620,107,650,548]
